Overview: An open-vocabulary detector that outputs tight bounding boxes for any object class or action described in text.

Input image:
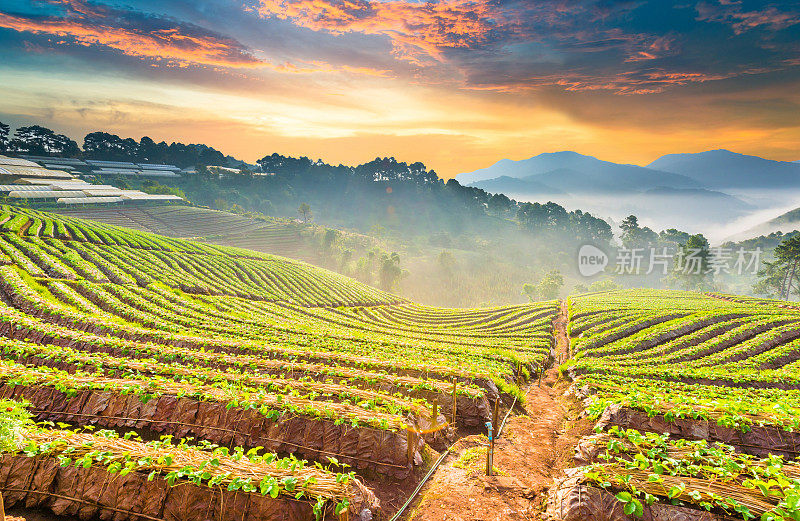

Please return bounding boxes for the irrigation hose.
[497,394,517,439]
[388,445,452,521]
[389,394,520,520]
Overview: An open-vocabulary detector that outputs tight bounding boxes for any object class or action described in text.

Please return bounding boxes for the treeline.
[0,122,234,168]
[185,152,613,247]
[0,119,613,249]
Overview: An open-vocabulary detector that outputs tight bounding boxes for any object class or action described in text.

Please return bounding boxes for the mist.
[505,187,800,244]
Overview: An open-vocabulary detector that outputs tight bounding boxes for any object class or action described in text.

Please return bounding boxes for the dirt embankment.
[405,300,592,521]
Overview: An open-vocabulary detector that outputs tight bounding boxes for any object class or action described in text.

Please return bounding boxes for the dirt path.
[405,300,591,521]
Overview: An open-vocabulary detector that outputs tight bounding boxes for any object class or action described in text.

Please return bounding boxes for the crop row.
[0,399,378,519]
[0,299,491,425]
[0,205,402,307]
[0,266,546,400]
[572,427,800,520]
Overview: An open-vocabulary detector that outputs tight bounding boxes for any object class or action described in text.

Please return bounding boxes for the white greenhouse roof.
[86,160,137,168]
[21,155,86,166]
[120,193,182,201]
[10,191,87,199]
[0,185,52,192]
[0,156,40,167]
[57,196,124,204]
[0,166,74,178]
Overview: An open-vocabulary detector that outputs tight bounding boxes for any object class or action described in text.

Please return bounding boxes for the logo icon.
[578,245,608,277]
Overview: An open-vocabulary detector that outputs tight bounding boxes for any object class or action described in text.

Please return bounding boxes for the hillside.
[414,290,800,520]
[1,207,800,519]
[726,204,800,241]
[51,205,318,259]
[648,149,800,189]
[52,205,269,238]
[464,175,566,196]
[0,205,399,307]
[0,204,556,516]
[47,204,597,308]
[538,290,800,520]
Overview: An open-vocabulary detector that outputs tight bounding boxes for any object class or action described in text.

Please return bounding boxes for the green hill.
[0,203,556,515]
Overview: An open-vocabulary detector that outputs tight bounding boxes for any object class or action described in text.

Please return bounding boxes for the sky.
[0,0,799,178]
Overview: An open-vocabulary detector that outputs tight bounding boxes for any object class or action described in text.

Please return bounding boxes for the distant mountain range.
[457,149,800,239]
[648,150,800,189]
[458,151,700,192]
[458,150,800,193]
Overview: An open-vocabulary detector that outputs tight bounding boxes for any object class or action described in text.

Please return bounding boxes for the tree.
[487,193,514,217]
[666,234,711,290]
[437,251,456,278]
[589,279,622,292]
[753,260,795,298]
[570,210,613,245]
[521,283,537,302]
[356,252,375,284]
[659,228,691,247]
[757,235,800,299]
[83,132,138,161]
[338,249,353,274]
[537,269,564,299]
[137,136,166,163]
[619,215,640,246]
[322,228,339,251]
[298,203,312,223]
[0,121,9,152]
[620,215,658,248]
[379,252,404,291]
[9,125,79,156]
[517,202,568,235]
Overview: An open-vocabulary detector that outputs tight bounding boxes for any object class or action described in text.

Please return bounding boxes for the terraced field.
[6,204,800,520]
[52,205,316,258]
[555,290,800,521]
[51,206,268,239]
[0,205,555,520]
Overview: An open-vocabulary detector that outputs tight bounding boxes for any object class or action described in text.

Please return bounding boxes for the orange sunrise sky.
[1,0,799,176]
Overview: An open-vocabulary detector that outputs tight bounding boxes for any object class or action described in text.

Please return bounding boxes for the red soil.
[405,300,592,521]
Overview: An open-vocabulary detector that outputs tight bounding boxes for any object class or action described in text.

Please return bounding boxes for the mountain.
[642,186,752,202]
[467,175,566,195]
[458,151,700,193]
[635,187,755,220]
[768,207,800,226]
[647,149,800,189]
[621,187,755,233]
[728,205,800,241]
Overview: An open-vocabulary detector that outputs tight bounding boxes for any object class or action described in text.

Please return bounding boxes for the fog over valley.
[459,150,800,243]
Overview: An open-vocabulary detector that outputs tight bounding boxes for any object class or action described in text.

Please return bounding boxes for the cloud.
[253,0,501,65]
[460,64,786,95]
[251,0,699,93]
[696,1,800,34]
[0,0,264,68]
[3,0,800,178]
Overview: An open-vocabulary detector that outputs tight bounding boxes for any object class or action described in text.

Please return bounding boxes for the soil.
[4,507,80,521]
[403,300,593,521]
[0,302,588,521]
